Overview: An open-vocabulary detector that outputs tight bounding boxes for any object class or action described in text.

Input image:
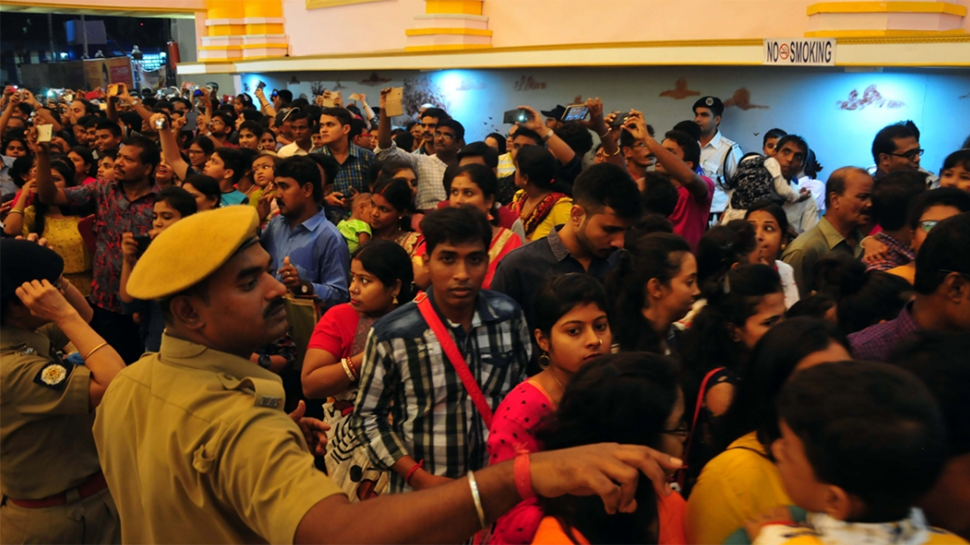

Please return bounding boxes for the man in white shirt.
[277,110,314,158]
[375,88,462,211]
[694,96,743,216]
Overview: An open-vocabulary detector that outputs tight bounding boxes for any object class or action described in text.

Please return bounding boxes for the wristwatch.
[258,353,272,369]
[300,282,310,295]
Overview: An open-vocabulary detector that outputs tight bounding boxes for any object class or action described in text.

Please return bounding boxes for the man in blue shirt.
[260,156,349,307]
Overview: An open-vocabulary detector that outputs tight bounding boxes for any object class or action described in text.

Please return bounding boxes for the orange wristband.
[514,452,535,499]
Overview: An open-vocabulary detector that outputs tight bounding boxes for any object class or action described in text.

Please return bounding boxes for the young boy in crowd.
[119,186,198,352]
[96,150,116,183]
[746,362,965,545]
[336,191,372,253]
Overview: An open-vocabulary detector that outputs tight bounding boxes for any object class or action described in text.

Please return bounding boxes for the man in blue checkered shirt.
[314,107,375,208]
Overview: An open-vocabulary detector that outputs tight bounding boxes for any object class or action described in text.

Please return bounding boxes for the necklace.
[548,367,565,390]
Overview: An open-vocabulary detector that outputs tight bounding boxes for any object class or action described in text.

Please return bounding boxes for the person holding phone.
[119,186,198,353]
[5,128,93,297]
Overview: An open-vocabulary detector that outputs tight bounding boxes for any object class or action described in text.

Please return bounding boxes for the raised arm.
[0,92,20,135]
[16,279,125,410]
[23,91,63,133]
[358,93,377,129]
[624,110,710,202]
[3,180,34,236]
[296,442,683,544]
[377,88,395,150]
[152,113,191,181]
[517,105,576,166]
[29,128,69,207]
[255,87,277,118]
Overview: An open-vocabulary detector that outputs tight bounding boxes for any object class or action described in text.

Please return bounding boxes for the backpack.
[728,153,783,210]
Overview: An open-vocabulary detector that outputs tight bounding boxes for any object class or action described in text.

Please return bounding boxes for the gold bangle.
[611,147,621,156]
[8,209,24,216]
[84,342,108,360]
[599,128,610,139]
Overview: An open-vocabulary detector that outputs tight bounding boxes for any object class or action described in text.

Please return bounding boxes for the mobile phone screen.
[561,105,589,122]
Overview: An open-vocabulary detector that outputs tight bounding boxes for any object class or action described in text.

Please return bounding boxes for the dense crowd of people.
[2,80,970,545]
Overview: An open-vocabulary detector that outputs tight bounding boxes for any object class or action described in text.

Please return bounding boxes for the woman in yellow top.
[4,135,93,296]
[509,145,572,242]
[686,318,852,545]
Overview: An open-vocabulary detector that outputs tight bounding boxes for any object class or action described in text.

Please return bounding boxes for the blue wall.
[244,66,970,176]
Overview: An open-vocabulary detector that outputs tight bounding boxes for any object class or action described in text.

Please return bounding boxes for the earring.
[538,353,551,370]
[392,295,399,305]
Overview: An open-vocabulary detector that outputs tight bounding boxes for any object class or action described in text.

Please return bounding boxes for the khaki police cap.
[127,206,259,300]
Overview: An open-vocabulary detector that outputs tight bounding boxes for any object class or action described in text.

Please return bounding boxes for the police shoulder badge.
[33,362,74,389]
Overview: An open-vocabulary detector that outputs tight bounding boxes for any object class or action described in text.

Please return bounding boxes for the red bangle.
[405,460,424,486]
[514,452,535,499]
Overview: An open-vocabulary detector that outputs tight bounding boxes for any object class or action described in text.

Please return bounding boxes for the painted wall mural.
[837,85,905,111]
[725,88,769,110]
[660,78,700,100]
[244,66,970,176]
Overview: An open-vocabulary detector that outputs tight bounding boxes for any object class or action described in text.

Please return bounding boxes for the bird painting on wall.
[659,78,701,100]
[359,72,392,87]
[724,87,769,110]
[837,85,905,110]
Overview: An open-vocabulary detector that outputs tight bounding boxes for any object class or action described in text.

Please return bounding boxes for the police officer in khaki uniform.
[0,239,125,544]
[94,205,683,544]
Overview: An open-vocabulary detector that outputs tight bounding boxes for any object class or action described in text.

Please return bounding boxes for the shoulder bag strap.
[415,294,494,428]
[677,366,726,489]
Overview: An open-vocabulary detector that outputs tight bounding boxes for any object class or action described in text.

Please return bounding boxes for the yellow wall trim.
[424,0,482,15]
[404,43,492,52]
[405,27,493,37]
[238,43,289,49]
[306,0,387,9]
[187,36,969,63]
[806,28,968,37]
[807,1,967,16]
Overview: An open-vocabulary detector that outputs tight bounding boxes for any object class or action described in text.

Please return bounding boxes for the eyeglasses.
[940,269,970,281]
[919,219,939,233]
[890,148,924,160]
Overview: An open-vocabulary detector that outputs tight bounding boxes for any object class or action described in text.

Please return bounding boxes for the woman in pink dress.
[486,274,612,544]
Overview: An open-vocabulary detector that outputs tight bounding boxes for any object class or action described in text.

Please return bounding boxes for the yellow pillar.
[407,0,491,51]
[200,0,289,62]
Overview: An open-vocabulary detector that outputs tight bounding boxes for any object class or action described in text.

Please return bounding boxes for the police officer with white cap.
[694,96,744,217]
